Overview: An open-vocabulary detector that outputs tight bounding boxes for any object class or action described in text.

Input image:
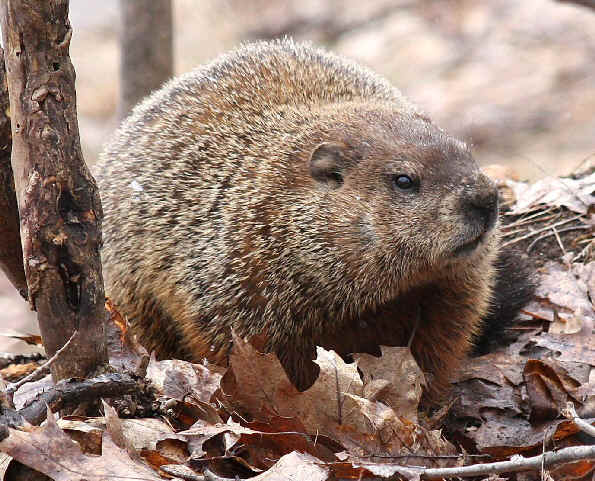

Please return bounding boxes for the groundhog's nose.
[463,177,499,232]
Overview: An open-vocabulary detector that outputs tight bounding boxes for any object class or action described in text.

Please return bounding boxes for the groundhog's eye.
[393,174,415,190]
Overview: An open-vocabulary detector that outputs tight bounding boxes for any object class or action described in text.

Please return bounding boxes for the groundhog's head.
[300,105,499,297]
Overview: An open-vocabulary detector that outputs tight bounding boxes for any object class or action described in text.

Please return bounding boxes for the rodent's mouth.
[453,233,485,257]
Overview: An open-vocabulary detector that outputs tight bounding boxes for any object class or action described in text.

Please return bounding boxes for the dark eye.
[394,174,415,190]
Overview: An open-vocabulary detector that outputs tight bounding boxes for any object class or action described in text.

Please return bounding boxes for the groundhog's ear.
[309,142,353,189]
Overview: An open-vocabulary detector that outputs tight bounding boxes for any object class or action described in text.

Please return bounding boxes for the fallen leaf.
[535,262,595,331]
[241,417,339,469]
[181,417,260,458]
[532,320,595,366]
[0,408,162,481]
[507,173,595,215]
[103,400,140,460]
[159,397,222,430]
[12,374,53,410]
[159,463,202,479]
[221,337,455,460]
[140,448,184,472]
[356,346,425,423]
[0,362,39,382]
[523,359,580,423]
[220,337,366,434]
[0,333,43,347]
[249,451,328,481]
[147,355,222,403]
[0,453,11,479]
[57,418,103,455]
[61,415,187,452]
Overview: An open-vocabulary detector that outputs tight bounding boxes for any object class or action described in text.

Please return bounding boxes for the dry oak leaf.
[181,417,262,458]
[451,353,593,458]
[532,319,595,367]
[0,407,162,481]
[345,394,456,458]
[355,346,425,423]
[59,415,187,454]
[535,261,595,332]
[0,362,40,382]
[523,359,581,423]
[0,333,43,347]
[221,335,368,435]
[103,400,140,461]
[248,451,328,481]
[182,415,338,468]
[222,337,455,459]
[241,417,340,470]
[147,354,222,403]
[57,417,103,455]
[506,173,595,215]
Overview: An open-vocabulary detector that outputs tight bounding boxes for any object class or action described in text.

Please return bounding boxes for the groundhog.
[96,39,533,401]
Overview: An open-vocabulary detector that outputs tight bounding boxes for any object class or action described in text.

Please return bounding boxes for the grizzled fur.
[97,39,532,402]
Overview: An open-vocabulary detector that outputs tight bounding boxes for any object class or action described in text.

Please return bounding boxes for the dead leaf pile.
[0,170,593,480]
[449,205,594,480]
[0,327,456,480]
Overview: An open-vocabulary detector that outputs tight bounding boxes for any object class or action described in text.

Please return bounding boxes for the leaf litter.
[0,168,593,480]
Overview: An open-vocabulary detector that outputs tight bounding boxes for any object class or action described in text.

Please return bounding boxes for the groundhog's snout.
[463,177,499,233]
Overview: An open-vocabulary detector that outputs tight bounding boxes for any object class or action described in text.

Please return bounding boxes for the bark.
[0,0,108,381]
[0,48,27,298]
[0,373,138,428]
[118,0,173,120]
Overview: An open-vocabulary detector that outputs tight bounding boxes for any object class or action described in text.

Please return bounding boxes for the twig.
[526,225,591,253]
[361,453,492,461]
[501,215,584,248]
[500,228,527,238]
[552,226,566,256]
[6,330,78,404]
[369,444,595,479]
[204,468,234,481]
[0,372,138,427]
[572,242,593,262]
[160,464,205,481]
[501,207,557,231]
[562,402,595,438]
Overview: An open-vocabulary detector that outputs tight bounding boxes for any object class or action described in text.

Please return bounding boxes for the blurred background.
[2,0,594,354]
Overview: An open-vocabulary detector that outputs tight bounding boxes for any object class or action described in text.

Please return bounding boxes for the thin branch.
[562,402,595,438]
[501,215,584,247]
[5,330,78,407]
[551,226,566,256]
[361,445,595,479]
[501,207,558,231]
[204,468,235,481]
[161,464,205,481]
[0,372,139,428]
[526,225,591,253]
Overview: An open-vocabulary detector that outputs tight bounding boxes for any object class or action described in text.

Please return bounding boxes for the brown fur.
[96,39,500,402]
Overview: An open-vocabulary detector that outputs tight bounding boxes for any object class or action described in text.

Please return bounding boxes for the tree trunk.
[0,0,108,381]
[118,0,174,120]
[0,48,27,299]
